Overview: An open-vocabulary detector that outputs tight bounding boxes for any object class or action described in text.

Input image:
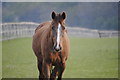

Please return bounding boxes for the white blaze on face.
[56,23,61,49]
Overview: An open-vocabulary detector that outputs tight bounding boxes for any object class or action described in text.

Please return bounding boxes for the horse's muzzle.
[53,44,62,52]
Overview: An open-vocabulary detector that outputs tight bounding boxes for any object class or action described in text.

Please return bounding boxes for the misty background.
[2,2,118,30]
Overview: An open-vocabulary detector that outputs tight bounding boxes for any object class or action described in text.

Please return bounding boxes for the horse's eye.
[62,26,65,30]
[52,26,55,30]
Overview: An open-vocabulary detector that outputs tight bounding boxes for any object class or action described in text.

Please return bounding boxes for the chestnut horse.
[32,11,70,80]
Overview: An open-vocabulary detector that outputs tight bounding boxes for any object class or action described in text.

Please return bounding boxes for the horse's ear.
[51,11,56,19]
[61,12,66,20]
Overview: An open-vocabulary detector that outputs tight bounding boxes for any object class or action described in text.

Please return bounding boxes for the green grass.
[2,37,118,78]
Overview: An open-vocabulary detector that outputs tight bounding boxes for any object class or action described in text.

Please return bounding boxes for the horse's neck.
[46,26,53,49]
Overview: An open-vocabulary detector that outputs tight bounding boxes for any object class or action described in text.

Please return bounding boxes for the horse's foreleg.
[57,63,66,80]
[43,61,51,80]
[37,59,44,80]
[50,66,58,80]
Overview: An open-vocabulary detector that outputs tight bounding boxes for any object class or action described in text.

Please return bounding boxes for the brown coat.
[32,11,69,80]
[32,21,69,65]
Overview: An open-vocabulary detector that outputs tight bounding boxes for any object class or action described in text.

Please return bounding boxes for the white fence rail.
[0,22,119,41]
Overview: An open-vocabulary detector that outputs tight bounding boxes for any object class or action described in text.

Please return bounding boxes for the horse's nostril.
[60,46,62,50]
[53,46,56,50]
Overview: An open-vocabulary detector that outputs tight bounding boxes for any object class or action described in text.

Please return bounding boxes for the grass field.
[2,37,118,78]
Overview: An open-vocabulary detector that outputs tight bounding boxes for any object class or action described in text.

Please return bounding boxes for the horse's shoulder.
[35,21,51,33]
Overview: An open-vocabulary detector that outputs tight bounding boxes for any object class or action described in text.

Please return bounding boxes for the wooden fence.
[1,22,38,41]
[0,22,119,41]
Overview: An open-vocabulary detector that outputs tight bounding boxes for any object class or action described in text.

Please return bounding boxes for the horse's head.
[50,11,67,52]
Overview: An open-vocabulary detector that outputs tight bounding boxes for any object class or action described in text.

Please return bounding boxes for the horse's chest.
[50,53,61,64]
